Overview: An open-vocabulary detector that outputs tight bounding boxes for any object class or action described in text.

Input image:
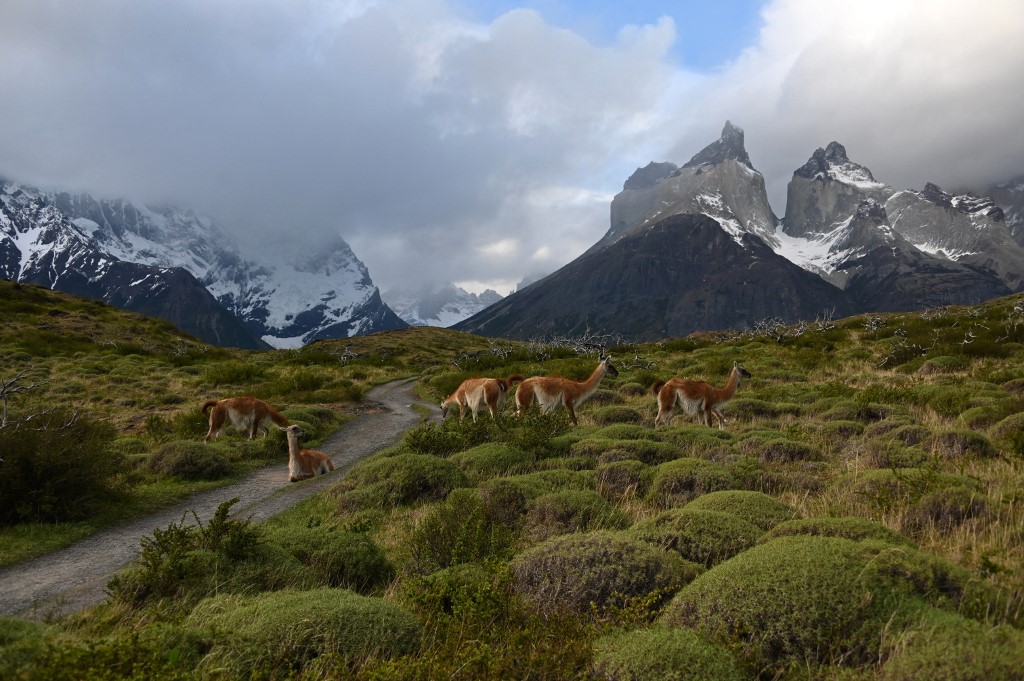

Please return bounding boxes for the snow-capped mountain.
[383,284,502,327]
[985,177,1024,247]
[457,122,1020,342]
[0,183,268,349]
[0,179,407,348]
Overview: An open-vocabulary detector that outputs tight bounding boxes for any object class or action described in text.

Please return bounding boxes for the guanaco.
[516,354,618,425]
[201,396,289,442]
[440,375,525,421]
[653,361,752,429]
[282,424,334,482]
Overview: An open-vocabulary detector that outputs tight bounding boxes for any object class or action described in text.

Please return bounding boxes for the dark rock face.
[455,214,853,342]
[623,162,679,191]
[985,176,1024,247]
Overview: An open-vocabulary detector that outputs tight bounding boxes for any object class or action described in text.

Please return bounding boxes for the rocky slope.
[383,284,502,327]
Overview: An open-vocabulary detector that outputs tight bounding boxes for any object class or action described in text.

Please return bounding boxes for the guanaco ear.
[278,425,289,432]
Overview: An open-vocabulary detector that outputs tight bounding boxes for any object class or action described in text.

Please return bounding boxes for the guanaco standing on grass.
[440,375,525,421]
[201,396,289,442]
[653,361,752,429]
[515,353,618,425]
[281,424,334,482]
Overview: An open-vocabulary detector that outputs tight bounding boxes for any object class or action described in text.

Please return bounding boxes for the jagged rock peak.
[683,120,753,170]
[795,141,878,184]
[623,162,679,191]
[920,182,1004,220]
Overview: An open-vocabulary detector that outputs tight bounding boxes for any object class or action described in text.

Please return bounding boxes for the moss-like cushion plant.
[523,489,631,542]
[450,442,534,483]
[188,588,422,677]
[263,524,395,592]
[339,453,468,509]
[592,626,750,681]
[647,458,738,508]
[682,490,795,531]
[629,508,763,568]
[761,517,914,547]
[661,535,1003,675]
[511,531,702,618]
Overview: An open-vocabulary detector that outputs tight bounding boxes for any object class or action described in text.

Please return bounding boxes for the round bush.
[572,438,682,466]
[928,430,998,460]
[762,517,913,547]
[451,443,533,483]
[859,440,928,469]
[591,406,644,425]
[629,509,762,567]
[480,468,595,501]
[592,626,750,681]
[617,382,649,397]
[342,453,469,508]
[661,536,986,674]
[837,468,983,514]
[990,412,1024,451]
[478,479,528,528]
[148,441,232,480]
[264,525,395,592]
[524,489,630,541]
[905,486,990,532]
[683,490,795,531]
[888,424,932,446]
[189,588,423,675]
[755,438,823,464]
[879,606,1024,681]
[588,389,625,406]
[596,459,652,500]
[512,531,702,618]
[818,420,865,440]
[647,458,738,508]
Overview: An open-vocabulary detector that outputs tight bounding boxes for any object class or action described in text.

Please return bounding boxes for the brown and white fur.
[440,375,524,421]
[653,361,751,429]
[516,355,618,425]
[282,424,334,482]
[201,396,289,442]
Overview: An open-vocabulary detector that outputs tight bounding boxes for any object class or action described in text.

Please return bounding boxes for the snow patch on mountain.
[384,284,502,327]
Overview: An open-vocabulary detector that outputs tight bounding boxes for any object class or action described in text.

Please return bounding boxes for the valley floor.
[0,379,436,619]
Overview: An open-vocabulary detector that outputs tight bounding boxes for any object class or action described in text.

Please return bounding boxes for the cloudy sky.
[2,0,1023,297]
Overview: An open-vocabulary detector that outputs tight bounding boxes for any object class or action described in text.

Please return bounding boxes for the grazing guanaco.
[653,361,752,429]
[282,424,334,482]
[515,354,618,425]
[440,375,525,421]
[201,396,288,442]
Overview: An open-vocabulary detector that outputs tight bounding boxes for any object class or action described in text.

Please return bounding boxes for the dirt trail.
[0,379,438,620]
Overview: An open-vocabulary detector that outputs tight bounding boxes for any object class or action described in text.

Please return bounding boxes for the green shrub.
[818,420,865,440]
[762,517,913,547]
[660,536,991,674]
[726,398,801,420]
[592,626,750,681]
[755,438,824,464]
[340,453,468,509]
[480,469,595,500]
[860,440,928,469]
[591,406,644,425]
[0,617,53,677]
[108,499,304,606]
[879,605,1024,680]
[588,389,625,406]
[917,355,969,374]
[0,410,120,524]
[201,360,268,386]
[990,412,1024,453]
[264,524,394,592]
[592,424,662,441]
[824,400,889,423]
[148,441,233,480]
[887,424,932,446]
[400,562,505,620]
[629,509,762,567]
[928,430,998,459]
[838,468,983,514]
[682,490,795,530]
[572,438,682,466]
[647,458,738,508]
[524,490,631,541]
[512,531,701,618]
[596,459,652,500]
[451,443,533,483]
[189,588,423,677]
[403,419,496,457]
[905,486,990,532]
[407,488,518,574]
[617,382,649,397]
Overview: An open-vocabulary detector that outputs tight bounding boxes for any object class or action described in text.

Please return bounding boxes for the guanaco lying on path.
[201,396,288,442]
[653,361,751,429]
[440,375,525,421]
[282,424,334,482]
[516,354,618,425]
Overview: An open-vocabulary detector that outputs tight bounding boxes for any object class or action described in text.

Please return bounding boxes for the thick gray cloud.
[1,0,1022,294]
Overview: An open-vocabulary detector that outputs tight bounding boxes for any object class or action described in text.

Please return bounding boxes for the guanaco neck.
[717,367,742,402]
[286,431,301,457]
[577,361,609,396]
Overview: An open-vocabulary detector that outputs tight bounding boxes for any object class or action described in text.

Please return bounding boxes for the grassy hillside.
[3,280,1024,679]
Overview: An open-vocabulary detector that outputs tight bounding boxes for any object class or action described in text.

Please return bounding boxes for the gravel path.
[0,379,438,620]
